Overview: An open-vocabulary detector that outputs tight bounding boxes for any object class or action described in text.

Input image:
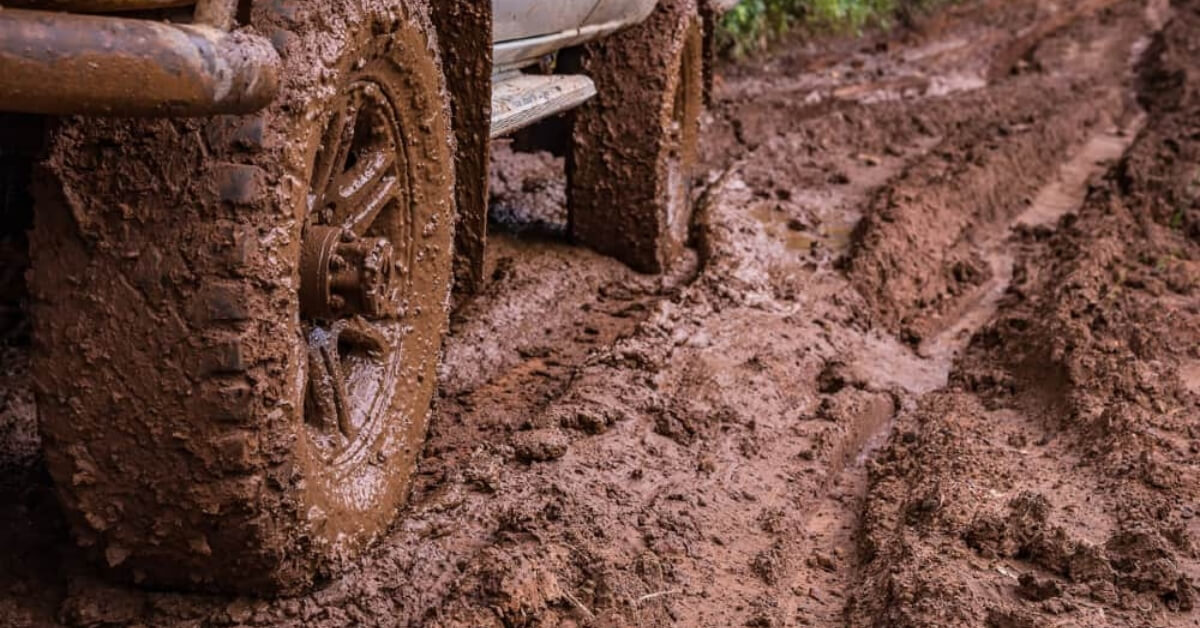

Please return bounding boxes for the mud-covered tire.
[28,0,455,594]
[568,0,704,273]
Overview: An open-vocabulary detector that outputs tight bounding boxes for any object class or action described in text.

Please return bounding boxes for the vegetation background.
[718,0,957,56]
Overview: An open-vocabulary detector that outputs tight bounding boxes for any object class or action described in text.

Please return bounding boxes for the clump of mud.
[488,141,567,236]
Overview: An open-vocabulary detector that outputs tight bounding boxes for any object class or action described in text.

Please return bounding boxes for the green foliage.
[808,0,900,27]
[718,0,944,57]
[720,0,796,57]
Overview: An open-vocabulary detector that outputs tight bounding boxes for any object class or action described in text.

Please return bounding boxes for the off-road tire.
[29,0,455,594]
[568,0,704,274]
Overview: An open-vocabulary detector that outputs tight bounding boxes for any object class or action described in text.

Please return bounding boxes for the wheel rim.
[300,79,413,466]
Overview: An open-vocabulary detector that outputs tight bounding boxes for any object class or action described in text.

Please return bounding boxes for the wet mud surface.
[1,0,1199,625]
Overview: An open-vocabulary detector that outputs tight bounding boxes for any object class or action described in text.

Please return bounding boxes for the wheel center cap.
[300,225,397,320]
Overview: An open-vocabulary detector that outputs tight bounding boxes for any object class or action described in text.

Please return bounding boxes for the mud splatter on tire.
[28,0,455,594]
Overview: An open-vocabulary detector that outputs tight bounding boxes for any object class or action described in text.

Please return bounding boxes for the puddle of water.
[748,203,820,253]
[852,333,950,395]
[822,223,857,249]
[748,202,861,256]
[820,393,898,491]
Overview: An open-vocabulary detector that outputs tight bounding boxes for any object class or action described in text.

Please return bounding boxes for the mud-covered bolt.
[336,236,396,318]
[300,225,398,319]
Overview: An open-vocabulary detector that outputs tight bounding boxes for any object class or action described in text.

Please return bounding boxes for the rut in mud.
[0,0,1198,626]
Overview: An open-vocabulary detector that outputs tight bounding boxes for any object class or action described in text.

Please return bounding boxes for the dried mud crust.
[569,0,704,273]
[28,0,455,594]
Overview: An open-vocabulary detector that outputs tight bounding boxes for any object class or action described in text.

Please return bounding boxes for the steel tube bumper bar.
[0,8,280,116]
[0,1,195,11]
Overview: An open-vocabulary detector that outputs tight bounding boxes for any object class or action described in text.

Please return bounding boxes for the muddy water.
[0,0,1196,626]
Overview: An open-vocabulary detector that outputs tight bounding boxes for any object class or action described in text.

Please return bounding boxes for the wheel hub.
[300,226,398,320]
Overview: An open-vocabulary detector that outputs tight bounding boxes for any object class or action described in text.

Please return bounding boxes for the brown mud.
[0,0,1198,625]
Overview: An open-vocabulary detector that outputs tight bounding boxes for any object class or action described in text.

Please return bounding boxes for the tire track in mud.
[705,76,1148,628]
[845,1,1200,626]
[786,112,1147,626]
[916,117,1147,367]
[843,102,1153,628]
[702,1,1166,625]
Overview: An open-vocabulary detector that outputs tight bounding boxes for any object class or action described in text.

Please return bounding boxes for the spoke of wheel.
[321,342,359,442]
[336,317,391,356]
[305,334,341,434]
[304,316,393,446]
[330,151,399,234]
[302,78,408,454]
[306,327,357,442]
[311,92,363,216]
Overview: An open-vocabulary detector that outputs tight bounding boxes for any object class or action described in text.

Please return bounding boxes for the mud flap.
[431,0,492,294]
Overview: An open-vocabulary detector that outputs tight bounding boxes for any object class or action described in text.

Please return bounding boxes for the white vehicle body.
[493,0,659,70]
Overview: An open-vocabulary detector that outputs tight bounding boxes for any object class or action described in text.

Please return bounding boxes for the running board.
[490,73,596,139]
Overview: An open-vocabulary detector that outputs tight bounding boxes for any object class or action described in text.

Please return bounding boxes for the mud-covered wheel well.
[431,1,719,293]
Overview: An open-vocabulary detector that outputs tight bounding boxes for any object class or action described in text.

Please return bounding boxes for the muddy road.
[2,0,1199,625]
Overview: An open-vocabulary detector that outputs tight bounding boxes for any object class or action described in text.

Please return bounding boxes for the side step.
[490,73,596,139]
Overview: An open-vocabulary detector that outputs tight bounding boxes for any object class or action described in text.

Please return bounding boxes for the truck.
[0,0,732,594]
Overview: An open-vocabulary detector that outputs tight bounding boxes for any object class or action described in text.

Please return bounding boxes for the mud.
[852,6,1200,620]
[0,0,1198,625]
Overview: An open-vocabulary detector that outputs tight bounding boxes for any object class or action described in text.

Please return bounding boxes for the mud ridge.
[851,2,1200,625]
